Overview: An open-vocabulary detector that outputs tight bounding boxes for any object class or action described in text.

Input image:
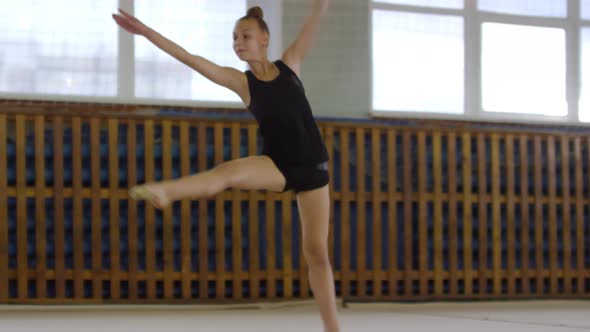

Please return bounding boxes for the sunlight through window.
[372,10,464,113]
[373,0,463,9]
[580,28,590,122]
[0,0,118,96]
[135,0,246,102]
[482,23,567,116]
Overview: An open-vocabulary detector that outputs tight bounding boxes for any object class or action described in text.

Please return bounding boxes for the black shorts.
[275,161,329,194]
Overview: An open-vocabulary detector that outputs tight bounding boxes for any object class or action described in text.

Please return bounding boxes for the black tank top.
[246,60,328,167]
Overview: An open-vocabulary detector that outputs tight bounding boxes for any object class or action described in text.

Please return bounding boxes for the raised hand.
[112,8,150,36]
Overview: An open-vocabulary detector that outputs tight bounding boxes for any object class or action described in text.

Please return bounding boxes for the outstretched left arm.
[281,0,329,76]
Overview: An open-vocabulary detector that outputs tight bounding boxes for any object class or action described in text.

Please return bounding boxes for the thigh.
[296,184,331,246]
[284,163,329,194]
[214,155,287,192]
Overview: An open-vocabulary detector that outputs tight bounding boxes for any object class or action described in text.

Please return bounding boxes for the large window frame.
[0,0,283,109]
[370,0,587,125]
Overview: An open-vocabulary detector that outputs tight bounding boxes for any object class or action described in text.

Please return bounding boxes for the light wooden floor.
[0,300,588,332]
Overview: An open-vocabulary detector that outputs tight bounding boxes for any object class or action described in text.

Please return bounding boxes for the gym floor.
[0,300,588,332]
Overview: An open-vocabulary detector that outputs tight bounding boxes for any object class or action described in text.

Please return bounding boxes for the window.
[0,0,118,96]
[583,0,590,19]
[374,0,462,9]
[581,28,590,122]
[372,8,464,114]
[478,0,567,18]
[372,0,585,124]
[0,0,271,105]
[481,23,567,116]
[135,0,246,102]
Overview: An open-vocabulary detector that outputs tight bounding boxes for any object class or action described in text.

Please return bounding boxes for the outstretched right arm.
[112,9,246,97]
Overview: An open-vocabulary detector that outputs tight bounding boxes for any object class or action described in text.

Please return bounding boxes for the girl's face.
[233,19,269,61]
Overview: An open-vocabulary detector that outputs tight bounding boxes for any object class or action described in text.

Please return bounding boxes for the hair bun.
[247,6,264,19]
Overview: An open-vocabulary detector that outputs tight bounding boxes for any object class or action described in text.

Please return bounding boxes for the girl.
[113,2,339,331]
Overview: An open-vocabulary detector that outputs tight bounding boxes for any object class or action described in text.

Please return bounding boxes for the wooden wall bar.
[0,105,589,304]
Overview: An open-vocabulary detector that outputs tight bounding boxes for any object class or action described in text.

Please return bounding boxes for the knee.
[303,241,330,267]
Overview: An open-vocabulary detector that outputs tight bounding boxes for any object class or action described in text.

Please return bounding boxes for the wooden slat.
[356,128,367,297]
[371,128,382,299]
[144,120,156,300]
[0,114,7,301]
[214,123,225,299]
[505,135,516,296]
[402,132,413,296]
[3,110,589,304]
[266,192,276,299]
[575,138,585,294]
[477,134,488,295]
[162,120,174,299]
[547,136,558,295]
[126,120,139,300]
[231,123,242,300]
[52,117,66,299]
[108,119,121,300]
[491,134,501,295]
[533,136,544,295]
[560,136,572,295]
[197,123,209,300]
[387,129,398,299]
[90,118,102,299]
[519,135,531,294]
[585,137,590,294]
[447,132,459,296]
[282,192,293,298]
[299,185,309,299]
[462,132,473,296]
[34,115,47,298]
[247,124,260,300]
[15,115,27,300]
[432,131,443,295]
[179,122,192,300]
[9,265,588,281]
[417,131,427,296]
[5,186,590,205]
[340,128,351,299]
[71,117,84,298]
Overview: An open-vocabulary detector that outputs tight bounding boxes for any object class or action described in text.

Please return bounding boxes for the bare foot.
[129,184,170,209]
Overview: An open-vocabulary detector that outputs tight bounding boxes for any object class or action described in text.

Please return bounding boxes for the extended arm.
[281,0,329,75]
[113,9,246,95]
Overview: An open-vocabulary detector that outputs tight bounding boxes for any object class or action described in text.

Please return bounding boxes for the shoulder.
[278,56,301,78]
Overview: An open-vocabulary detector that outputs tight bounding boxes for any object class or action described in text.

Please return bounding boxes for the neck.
[248,58,274,74]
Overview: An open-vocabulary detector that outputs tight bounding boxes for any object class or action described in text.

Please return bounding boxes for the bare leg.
[296,185,340,332]
[130,155,286,208]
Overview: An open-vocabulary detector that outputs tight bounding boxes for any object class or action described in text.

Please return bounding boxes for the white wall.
[282,0,370,119]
